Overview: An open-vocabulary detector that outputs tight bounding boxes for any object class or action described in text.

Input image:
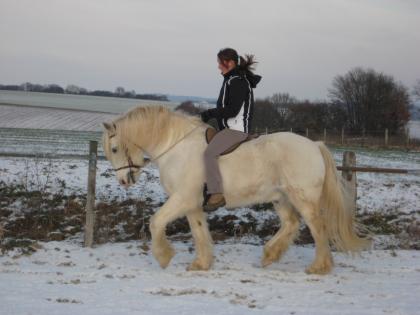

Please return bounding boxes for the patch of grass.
[0,238,40,255]
[360,212,401,235]
[1,180,418,252]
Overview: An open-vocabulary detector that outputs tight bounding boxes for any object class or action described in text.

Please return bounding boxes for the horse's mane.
[117,105,170,124]
[105,105,203,155]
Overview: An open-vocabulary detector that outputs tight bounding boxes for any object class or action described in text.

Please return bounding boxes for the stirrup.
[203,197,226,212]
[202,183,210,207]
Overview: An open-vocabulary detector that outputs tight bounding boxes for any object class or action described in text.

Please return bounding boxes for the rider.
[200,48,262,211]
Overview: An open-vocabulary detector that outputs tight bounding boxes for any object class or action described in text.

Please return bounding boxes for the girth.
[205,128,260,155]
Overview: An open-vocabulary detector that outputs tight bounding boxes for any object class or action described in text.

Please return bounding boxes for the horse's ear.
[103,122,115,132]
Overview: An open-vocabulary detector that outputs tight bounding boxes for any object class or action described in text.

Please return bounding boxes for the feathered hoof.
[261,257,276,268]
[261,249,282,267]
[155,246,175,269]
[305,260,333,275]
[186,259,212,271]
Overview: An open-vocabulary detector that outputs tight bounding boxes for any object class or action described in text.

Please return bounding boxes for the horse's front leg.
[149,194,193,268]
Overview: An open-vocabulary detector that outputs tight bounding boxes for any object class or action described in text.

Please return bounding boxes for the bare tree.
[413,79,420,101]
[270,92,297,106]
[20,82,33,91]
[252,99,282,132]
[329,67,410,133]
[115,87,125,96]
[267,92,298,126]
[65,84,82,94]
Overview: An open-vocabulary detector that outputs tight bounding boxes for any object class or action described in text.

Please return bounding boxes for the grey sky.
[1,0,419,100]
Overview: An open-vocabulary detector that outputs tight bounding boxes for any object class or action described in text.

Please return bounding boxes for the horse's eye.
[112,148,117,153]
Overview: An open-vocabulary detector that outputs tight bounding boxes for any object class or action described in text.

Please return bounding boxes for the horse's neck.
[132,113,196,159]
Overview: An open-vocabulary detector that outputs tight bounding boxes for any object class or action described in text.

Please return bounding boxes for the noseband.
[113,154,143,184]
[113,156,142,172]
[109,134,143,173]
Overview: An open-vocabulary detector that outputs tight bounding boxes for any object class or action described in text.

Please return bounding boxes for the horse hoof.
[261,257,275,268]
[305,263,333,275]
[261,250,282,268]
[186,260,211,271]
[156,247,175,269]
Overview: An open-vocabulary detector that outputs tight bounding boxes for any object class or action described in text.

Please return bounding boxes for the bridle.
[110,125,201,177]
[113,153,141,172]
[110,143,142,184]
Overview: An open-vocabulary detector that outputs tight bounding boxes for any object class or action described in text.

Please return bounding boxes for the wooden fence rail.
[255,126,419,149]
[337,166,420,175]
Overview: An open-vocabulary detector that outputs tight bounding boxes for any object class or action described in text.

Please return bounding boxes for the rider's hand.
[200,110,211,123]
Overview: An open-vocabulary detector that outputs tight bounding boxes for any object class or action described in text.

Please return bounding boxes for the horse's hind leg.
[186,209,214,271]
[262,201,300,267]
[294,200,333,274]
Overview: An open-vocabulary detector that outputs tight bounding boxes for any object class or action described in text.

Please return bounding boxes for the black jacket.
[205,67,261,133]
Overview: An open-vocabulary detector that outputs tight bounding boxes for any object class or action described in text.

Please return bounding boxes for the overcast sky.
[1,0,419,100]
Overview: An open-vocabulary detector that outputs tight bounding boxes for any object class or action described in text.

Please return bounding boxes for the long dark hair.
[217,48,257,74]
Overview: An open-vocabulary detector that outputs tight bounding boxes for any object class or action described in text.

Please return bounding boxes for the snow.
[408,120,420,139]
[0,157,168,205]
[0,103,118,131]
[1,145,419,314]
[332,149,420,216]
[0,91,177,115]
[0,240,419,315]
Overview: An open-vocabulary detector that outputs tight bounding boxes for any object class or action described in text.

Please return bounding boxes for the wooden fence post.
[361,128,365,147]
[342,151,357,207]
[385,128,388,147]
[265,127,268,135]
[290,127,293,133]
[341,127,344,145]
[306,128,309,138]
[84,140,97,247]
[406,129,410,149]
[323,128,327,143]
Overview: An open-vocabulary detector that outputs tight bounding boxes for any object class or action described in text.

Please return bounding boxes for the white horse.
[102,105,370,274]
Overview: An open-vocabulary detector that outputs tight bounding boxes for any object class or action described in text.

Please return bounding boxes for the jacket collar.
[223,67,240,79]
[222,67,262,88]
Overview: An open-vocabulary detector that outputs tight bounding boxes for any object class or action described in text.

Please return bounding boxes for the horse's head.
[102,121,147,188]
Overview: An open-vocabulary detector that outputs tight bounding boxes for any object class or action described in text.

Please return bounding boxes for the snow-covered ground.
[408,120,420,139]
[0,103,117,131]
[1,240,419,315]
[0,90,177,114]
[332,148,420,216]
[1,146,419,314]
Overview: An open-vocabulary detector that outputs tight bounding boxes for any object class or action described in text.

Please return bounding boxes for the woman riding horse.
[200,48,262,211]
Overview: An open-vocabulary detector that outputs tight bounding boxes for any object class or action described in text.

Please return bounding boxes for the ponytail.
[237,54,257,73]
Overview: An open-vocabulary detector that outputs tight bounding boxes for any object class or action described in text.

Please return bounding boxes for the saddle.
[205,128,260,156]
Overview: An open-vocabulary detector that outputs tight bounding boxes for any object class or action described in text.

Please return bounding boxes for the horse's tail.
[317,142,371,252]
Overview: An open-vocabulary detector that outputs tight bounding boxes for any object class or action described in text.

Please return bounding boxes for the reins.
[143,124,201,164]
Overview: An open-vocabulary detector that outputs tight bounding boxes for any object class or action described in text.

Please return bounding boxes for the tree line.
[254,68,414,134]
[0,82,169,102]
[178,67,417,135]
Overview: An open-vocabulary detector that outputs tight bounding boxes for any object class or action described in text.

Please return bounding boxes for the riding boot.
[203,193,226,212]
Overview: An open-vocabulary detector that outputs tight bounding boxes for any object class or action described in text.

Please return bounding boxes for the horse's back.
[223,131,323,166]
[218,131,326,204]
